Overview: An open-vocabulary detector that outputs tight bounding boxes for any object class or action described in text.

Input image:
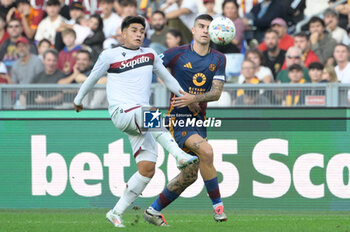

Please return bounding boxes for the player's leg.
[124,105,198,169]
[185,134,227,222]
[144,162,199,226]
[150,129,199,169]
[107,151,157,228]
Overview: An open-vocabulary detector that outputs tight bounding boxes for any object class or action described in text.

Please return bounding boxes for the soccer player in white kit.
[73,16,199,228]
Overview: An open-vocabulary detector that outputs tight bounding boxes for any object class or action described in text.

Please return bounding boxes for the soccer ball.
[209,16,236,46]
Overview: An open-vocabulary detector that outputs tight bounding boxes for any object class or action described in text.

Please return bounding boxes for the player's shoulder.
[164,44,191,56]
[210,48,226,60]
[140,46,156,54]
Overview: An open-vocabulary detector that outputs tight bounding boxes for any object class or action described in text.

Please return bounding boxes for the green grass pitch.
[1,209,350,232]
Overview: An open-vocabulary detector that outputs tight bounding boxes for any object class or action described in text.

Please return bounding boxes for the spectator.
[160,0,198,43]
[342,25,350,46]
[282,64,306,106]
[34,0,67,44]
[330,0,350,29]
[11,36,43,84]
[261,29,286,79]
[308,62,325,83]
[149,10,169,54]
[166,28,183,48]
[244,0,286,42]
[7,0,44,39]
[54,1,86,51]
[322,64,338,82]
[277,46,310,83]
[0,0,16,21]
[258,17,294,52]
[308,16,337,64]
[211,0,244,53]
[31,49,65,106]
[58,49,94,84]
[83,13,105,63]
[238,48,273,83]
[33,48,65,84]
[280,0,306,33]
[286,32,320,69]
[238,0,261,17]
[203,0,220,18]
[0,16,9,47]
[58,49,107,108]
[67,1,84,24]
[0,19,36,73]
[334,43,350,84]
[57,28,81,74]
[101,0,121,39]
[324,8,347,43]
[58,0,70,21]
[0,61,10,83]
[37,38,51,60]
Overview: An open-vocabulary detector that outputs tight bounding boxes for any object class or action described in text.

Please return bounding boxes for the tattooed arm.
[172,80,224,108]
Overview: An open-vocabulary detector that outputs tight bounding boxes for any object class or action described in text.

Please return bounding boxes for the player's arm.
[172,80,224,107]
[73,52,109,112]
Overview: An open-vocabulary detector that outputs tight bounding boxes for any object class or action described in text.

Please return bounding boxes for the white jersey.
[74,46,184,116]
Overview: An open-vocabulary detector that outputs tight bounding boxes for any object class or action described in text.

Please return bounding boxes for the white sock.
[151,130,186,159]
[113,171,151,215]
[213,202,223,210]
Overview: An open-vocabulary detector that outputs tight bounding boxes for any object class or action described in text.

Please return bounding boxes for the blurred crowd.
[0,0,350,107]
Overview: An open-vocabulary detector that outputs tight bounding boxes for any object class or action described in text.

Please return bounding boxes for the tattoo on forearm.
[167,163,199,194]
[194,80,224,103]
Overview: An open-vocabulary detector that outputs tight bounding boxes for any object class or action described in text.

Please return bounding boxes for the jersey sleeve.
[74,51,110,105]
[152,50,184,96]
[213,54,226,82]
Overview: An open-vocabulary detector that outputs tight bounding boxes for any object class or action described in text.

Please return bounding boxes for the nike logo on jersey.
[184,62,192,69]
[108,53,155,73]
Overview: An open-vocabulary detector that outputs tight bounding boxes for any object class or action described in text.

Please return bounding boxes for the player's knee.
[138,162,156,178]
[199,148,214,165]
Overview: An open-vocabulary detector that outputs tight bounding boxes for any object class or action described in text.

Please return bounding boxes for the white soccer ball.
[209,16,236,46]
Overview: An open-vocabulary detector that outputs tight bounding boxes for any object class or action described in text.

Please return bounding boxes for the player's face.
[122,23,145,49]
[192,19,211,45]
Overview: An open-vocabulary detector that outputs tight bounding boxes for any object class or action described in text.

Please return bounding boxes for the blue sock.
[204,177,222,206]
[151,187,179,211]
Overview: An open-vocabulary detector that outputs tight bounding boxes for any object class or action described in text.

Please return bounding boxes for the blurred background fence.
[1,83,350,109]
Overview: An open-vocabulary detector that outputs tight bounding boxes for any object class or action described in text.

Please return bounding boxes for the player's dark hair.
[167,29,184,46]
[194,14,213,23]
[77,49,92,61]
[43,48,58,59]
[152,10,165,18]
[294,31,309,40]
[308,16,325,28]
[309,62,324,70]
[121,16,146,31]
[222,0,239,12]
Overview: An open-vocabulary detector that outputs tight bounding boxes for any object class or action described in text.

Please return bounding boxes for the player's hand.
[73,103,83,112]
[172,90,196,108]
[188,102,201,115]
